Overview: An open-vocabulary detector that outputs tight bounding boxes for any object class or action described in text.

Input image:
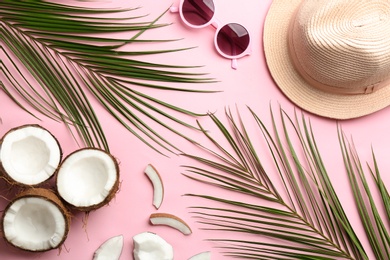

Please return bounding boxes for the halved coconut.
[56,148,119,211]
[0,124,62,186]
[2,188,71,252]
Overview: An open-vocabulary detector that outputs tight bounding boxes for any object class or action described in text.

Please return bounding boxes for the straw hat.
[263,0,390,119]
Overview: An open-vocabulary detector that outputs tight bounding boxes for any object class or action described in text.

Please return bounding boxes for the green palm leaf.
[183,107,389,259]
[0,0,216,153]
[340,135,390,259]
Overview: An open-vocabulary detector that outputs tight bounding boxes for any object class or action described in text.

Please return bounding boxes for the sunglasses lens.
[217,23,250,57]
[182,0,215,26]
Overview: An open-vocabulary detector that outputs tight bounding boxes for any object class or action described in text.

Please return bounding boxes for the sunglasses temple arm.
[231,59,238,70]
[170,6,179,13]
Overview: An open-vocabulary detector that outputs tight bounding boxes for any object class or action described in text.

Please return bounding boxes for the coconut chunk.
[2,188,70,252]
[56,148,119,211]
[133,232,173,260]
[188,251,211,260]
[149,213,192,235]
[0,124,62,186]
[144,164,164,209]
[93,235,123,260]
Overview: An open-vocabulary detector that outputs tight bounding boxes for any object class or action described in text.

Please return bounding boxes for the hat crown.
[289,0,390,94]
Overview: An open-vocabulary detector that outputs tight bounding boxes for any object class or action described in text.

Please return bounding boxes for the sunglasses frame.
[170,0,251,69]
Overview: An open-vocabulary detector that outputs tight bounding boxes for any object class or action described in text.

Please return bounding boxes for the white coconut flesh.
[57,149,118,209]
[144,164,164,209]
[133,232,173,260]
[149,213,192,235]
[93,235,124,260]
[0,125,61,185]
[3,196,67,251]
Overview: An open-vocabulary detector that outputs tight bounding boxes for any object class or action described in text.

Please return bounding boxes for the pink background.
[0,0,389,259]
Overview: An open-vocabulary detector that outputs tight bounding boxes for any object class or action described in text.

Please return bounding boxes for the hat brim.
[263,0,390,120]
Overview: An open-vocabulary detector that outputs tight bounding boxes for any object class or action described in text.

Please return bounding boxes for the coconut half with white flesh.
[2,188,71,252]
[0,124,62,186]
[56,148,119,211]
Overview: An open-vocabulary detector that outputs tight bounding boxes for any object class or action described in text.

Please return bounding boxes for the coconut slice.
[0,124,62,186]
[2,188,70,252]
[93,235,123,260]
[188,251,211,260]
[149,213,192,235]
[133,232,173,260]
[144,164,164,209]
[56,148,119,211]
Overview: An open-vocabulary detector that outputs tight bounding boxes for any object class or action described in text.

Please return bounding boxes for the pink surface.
[0,0,389,259]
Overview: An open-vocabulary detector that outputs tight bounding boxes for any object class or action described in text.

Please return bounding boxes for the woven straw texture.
[263,0,390,119]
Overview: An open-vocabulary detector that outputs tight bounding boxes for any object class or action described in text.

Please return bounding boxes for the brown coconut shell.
[55,148,120,212]
[1,187,71,252]
[0,124,63,187]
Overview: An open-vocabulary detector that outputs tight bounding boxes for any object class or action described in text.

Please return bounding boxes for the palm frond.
[0,0,216,153]
[370,152,390,221]
[339,134,390,259]
[182,106,389,259]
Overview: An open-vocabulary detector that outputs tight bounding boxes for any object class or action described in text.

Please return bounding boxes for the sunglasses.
[170,0,251,70]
